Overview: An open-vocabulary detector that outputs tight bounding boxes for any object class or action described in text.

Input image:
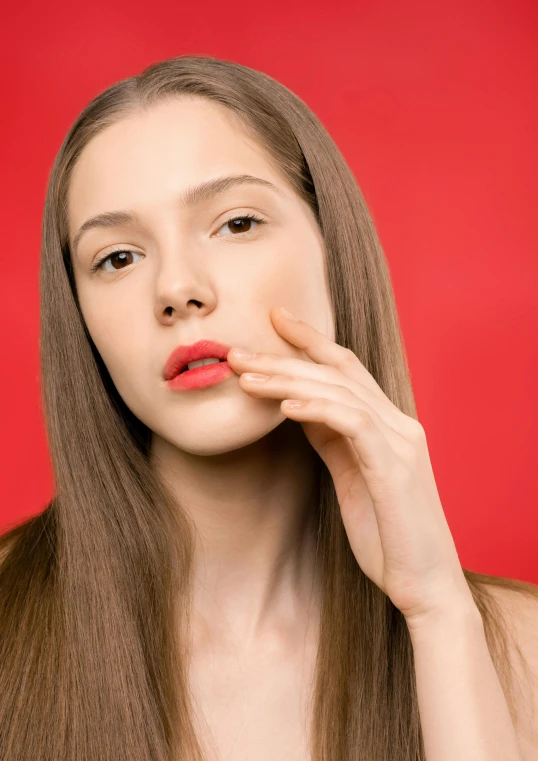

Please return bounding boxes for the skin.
[67,96,533,760]
[68,96,334,757]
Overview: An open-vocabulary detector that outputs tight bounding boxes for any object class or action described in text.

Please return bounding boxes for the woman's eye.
[216,213,266,237]
[90,249,143,273]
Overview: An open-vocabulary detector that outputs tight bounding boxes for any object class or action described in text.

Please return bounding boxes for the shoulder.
[486,582,538,760]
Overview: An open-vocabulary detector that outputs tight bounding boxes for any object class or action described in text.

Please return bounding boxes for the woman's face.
[68,97,335,456]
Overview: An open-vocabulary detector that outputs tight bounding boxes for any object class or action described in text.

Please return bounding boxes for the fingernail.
[279,307,297,320]
[243,373,269,382]
[230,347,256,359]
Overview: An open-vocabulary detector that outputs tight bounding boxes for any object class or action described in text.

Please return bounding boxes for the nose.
[152,241,216,326]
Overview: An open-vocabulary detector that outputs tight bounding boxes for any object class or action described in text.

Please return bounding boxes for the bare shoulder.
[486,582,538,760]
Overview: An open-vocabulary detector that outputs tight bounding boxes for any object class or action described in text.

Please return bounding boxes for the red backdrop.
[1,0,537,583]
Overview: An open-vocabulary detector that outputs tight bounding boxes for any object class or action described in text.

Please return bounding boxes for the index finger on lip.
[237,351,395,418]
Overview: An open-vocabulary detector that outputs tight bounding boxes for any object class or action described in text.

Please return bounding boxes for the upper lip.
[163,339,232,380]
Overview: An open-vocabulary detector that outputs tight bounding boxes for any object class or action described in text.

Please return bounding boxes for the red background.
[1,0,537,583]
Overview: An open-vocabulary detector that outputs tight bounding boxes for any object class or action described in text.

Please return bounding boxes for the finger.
[271,306,390,405]
[240,372,405,444]
[280,397,405,490]
[230,350,405,433]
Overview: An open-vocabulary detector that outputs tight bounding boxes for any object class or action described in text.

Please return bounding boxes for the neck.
[150,418,322,650]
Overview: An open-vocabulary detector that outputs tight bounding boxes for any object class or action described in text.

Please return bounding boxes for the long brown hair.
[1,54,536,761]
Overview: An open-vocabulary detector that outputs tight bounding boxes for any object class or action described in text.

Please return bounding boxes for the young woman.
[1,54,536,761]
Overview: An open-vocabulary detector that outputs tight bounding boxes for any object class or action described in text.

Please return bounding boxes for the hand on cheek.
[226,305,475,631]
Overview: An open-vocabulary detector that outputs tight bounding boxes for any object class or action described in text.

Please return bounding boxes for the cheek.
[270,249,334,340]
[252,244,317,301]
[79,295,147,388]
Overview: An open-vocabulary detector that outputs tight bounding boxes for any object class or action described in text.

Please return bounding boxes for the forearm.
[408,602,522,761]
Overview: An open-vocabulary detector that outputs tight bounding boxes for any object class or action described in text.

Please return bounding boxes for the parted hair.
[1,54,537,761]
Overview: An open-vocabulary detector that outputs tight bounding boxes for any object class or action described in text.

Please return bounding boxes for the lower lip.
[166,361,234,391]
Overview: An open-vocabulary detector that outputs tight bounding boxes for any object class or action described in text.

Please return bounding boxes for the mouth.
[167,357,234,391]
[163,339,233,381]
[163,338,236,391]
[178,358,227,374]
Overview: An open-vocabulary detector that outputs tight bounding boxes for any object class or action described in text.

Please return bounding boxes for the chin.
[150,405,287,458]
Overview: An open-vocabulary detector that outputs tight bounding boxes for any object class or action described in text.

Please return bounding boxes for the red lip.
[163,339,233,380]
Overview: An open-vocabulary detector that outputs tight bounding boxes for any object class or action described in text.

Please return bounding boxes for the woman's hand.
[226,306,477,630]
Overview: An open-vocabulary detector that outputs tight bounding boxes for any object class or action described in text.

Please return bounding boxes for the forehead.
[67,98,282,229]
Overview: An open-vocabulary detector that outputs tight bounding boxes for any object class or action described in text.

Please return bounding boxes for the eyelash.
[89,212,267,274]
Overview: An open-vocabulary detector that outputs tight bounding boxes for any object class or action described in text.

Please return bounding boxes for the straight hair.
[1,54,536,761]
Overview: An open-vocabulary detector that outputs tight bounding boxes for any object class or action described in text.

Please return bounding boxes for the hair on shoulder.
[1,54,537,761]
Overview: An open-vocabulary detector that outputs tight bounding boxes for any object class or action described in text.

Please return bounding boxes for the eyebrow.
[71,174,283,254]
